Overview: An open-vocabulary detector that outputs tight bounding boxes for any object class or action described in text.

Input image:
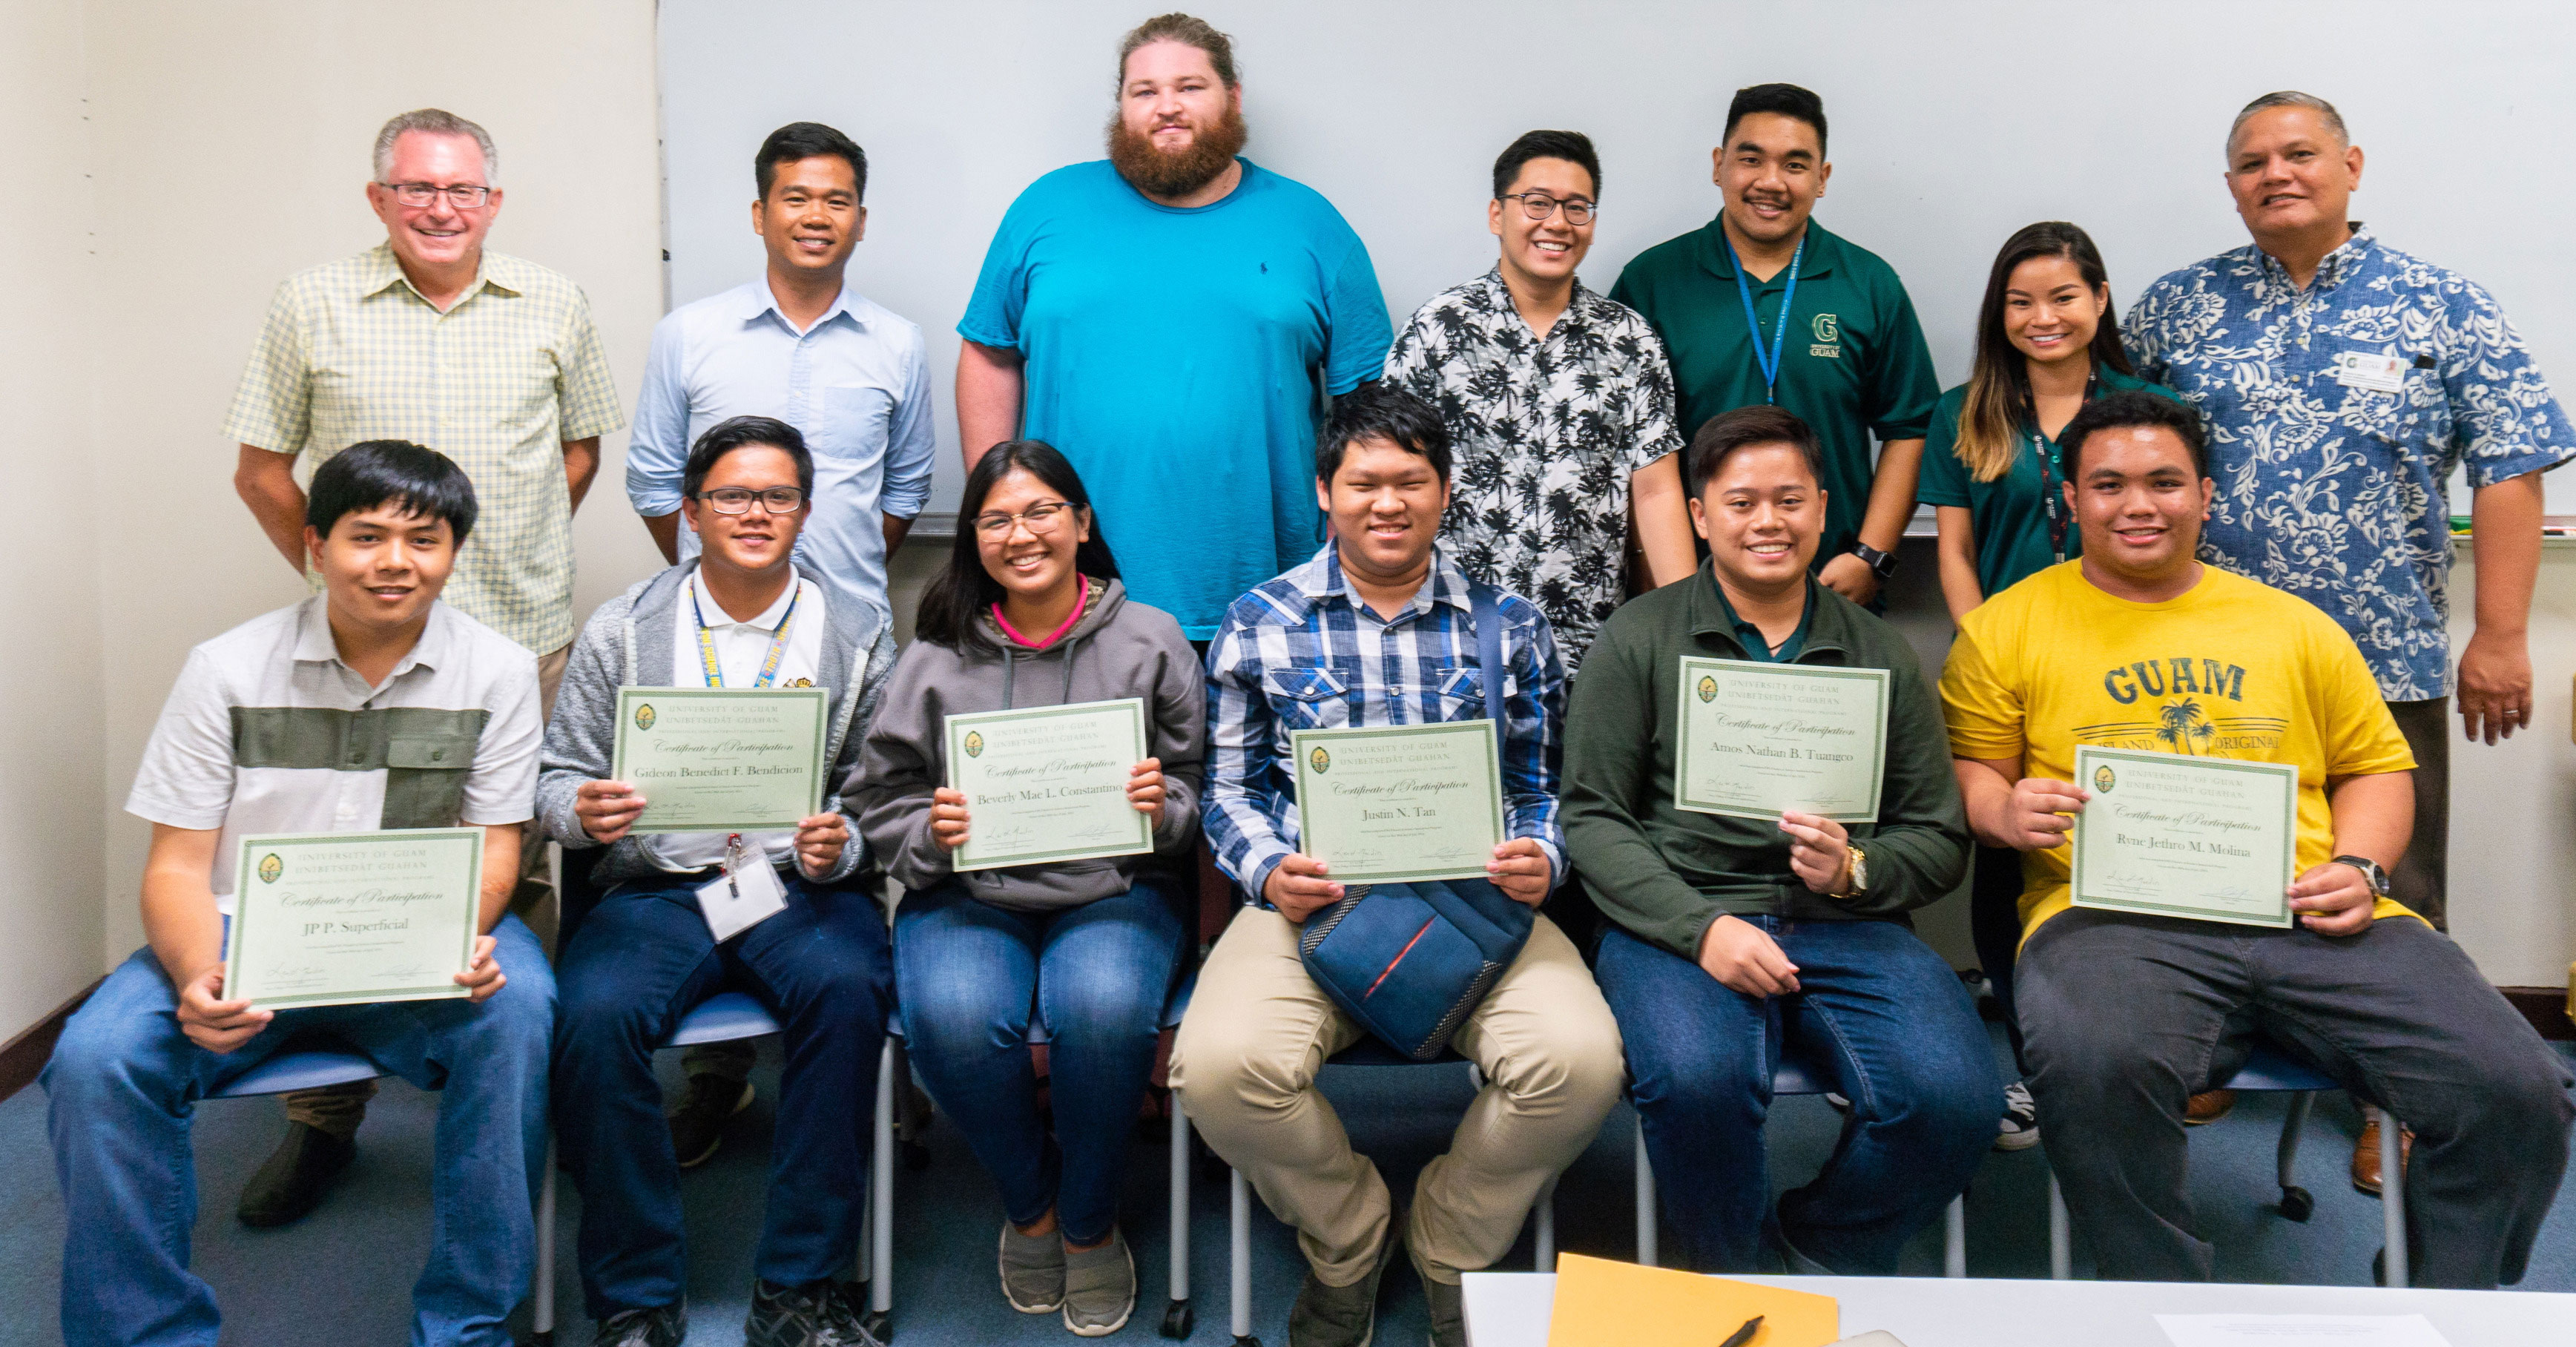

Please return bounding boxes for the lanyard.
[1725,229,1805,403]
[2028,369,2101,563]
[691,579,800,689]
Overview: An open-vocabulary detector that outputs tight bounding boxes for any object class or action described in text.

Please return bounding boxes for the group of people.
[39,10,2576,1347]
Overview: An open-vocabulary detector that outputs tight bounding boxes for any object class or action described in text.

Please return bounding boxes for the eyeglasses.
[381,182,493,208]
[971,500,1077,537]
[694,487,808,514]
[1499,192,1596,225]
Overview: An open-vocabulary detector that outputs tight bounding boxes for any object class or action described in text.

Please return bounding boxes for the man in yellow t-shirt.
[1941,389,2571,1288]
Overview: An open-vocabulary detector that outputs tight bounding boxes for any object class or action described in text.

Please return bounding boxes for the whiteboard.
[659,0,2576,517]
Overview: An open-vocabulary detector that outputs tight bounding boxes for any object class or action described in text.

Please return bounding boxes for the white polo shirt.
[126,596,542,912]
[650,565,829,872]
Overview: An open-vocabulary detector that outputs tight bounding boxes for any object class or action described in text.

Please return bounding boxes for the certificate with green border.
[1291,720,1506,884]
[946,698,1154,872]
[224,829,484,1010]
[612,687,829,833]
[2071,746,2298,929]
[1673,657,1888,822]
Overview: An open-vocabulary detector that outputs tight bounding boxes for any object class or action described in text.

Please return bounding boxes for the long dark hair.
[915,440,1121,650]
[1955,221,2135,482]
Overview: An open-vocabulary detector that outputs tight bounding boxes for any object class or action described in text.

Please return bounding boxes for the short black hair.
[1687,405,1826,495]
[1723,82,1828,159]
[756,121,867,202]
[683,415,815,500]
[1315,383,1452,484]
[2060,389,2210,480]
[306,441,478,543]
[1492,129,1600,200]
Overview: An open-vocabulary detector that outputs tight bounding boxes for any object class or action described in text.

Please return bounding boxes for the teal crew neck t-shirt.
[959,159,1394,639]
[1916,367,2179,599]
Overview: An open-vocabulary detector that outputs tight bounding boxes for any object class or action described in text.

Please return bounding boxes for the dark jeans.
[553,869,892,1317]
[2387,697,2448,929]
[1595,919,2000,1274]
[894,877,1183,1245]
[2017,906,2572,1287]
[1967,844,2030,1075]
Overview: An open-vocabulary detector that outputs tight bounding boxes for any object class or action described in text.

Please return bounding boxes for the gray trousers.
[2017,907,2571,1288]
[2385,698,2448,930]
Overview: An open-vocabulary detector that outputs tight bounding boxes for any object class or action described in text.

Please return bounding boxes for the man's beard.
[1107,104,1249,199]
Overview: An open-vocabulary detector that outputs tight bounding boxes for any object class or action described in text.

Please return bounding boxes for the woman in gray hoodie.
[852,441,1203,1337]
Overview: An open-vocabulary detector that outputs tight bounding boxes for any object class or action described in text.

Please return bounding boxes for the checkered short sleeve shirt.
[224,244,625,653]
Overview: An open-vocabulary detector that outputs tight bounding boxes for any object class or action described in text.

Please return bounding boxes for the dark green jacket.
[1564,564,1969,959]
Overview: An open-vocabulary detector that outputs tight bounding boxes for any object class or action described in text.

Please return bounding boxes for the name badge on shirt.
[696,855,788,943]
[2332,352,2409,394]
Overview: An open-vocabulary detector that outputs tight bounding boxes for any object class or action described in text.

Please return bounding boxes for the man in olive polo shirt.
[1611,82,1940,607]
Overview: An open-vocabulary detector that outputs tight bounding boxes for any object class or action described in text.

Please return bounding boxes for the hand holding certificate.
[224,829,486,1010]
[2071,746,2299,928]
[1291,721,1506,885]
[1674,657,1888,823]
[610,687,829,833]
[941,699,1157,871]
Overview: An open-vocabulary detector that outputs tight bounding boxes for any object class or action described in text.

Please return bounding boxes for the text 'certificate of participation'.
[947,698,1154,872]
[1291,721,1506,884]
[224,828,484,1010]
[612,687,828,833]
[1674,657,1888,822]
[2072,745,2299,928]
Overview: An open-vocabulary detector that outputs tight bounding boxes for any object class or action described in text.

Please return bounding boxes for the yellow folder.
[1545,1253,1839,1347]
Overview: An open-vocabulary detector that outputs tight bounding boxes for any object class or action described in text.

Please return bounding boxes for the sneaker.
[667,1074,755,1170]
[236,1122,357,1228]
[745,1278,879,1347]
[1000,1220,1065,1313]
[1287,1205,1400,1347]
[593,1302,686,1347]
[1062,1225,1136,1337]
[1995,1081,2042,1151]
[1421,1274,1466,1347]
[2185,1089,2237,1126]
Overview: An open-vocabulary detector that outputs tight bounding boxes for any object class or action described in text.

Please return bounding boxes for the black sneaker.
[593,1302,686,1347]
[667,1074,754,1170]
[1995,1081,2042,1152]
[236,1122,356,1228]
[1287,1205,1400,1347]
[745,1277,882,1347]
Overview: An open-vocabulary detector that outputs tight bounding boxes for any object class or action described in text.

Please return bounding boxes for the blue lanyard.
[1725,230,1805,404]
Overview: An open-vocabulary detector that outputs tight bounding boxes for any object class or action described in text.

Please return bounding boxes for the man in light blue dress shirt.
[623,121,934,1164]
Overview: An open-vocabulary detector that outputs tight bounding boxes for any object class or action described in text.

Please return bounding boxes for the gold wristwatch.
[1839,845,1869,898]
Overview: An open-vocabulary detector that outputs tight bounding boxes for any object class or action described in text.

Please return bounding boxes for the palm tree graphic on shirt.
[2155,699,2216,755]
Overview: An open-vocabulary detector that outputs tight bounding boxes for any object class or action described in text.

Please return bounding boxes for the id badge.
[696,851,788,942]
[2331,351,2408,393]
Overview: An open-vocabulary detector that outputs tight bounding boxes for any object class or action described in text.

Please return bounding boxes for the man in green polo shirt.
[1611,82,1939,607]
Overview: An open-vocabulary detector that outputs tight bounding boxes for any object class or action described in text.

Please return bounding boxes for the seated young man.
[541,415,897,1347]
[1566,404,1998,1275]
[46,441,550,1347]
[1943,389,2575,1287]
[1173,384,1623,1347]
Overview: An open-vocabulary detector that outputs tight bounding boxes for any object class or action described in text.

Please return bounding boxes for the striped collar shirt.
[1202,543,1568,903]
[223,243,627,653]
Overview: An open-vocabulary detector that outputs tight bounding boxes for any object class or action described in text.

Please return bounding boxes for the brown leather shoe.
[2352,1114,2414,1195]
[2184,1089,2237,1125]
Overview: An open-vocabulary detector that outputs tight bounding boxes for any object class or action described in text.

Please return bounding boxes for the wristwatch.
[1850,542,1899,581]
[2331,854,2391,899]
[1838,844,1870,898]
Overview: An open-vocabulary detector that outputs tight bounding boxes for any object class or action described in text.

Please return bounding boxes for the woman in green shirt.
[1918,221,2178,1151]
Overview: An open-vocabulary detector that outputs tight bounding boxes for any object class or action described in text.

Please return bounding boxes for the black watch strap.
[1851,542,1898,580]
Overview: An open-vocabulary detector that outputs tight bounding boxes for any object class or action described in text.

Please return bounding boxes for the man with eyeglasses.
[1384,129,1694,672]
[220,106,624,1227]
[542,415,897,1347]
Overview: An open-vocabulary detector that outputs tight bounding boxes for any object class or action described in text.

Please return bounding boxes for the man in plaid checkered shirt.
[220,108,624,1229]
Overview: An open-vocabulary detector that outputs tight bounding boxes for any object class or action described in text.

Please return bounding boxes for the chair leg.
[2048,1173,2072,1280]
[1230,1167,1258,1346]
[1943,1193,1966,1278]
[1534,1173,1558,1271]
[1162,1106,1193,1338]
[2276,1092,2316,1221]
[532,1136,558,1345]
[2381,1112,2409,1288]
[1633,1113,1657,1269]
[869,1038,895,1334]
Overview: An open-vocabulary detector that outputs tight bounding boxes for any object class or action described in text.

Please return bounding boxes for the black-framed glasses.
[694,487,808,514]
[971,500,1077,537]
[381,181,493,208]
[1499,192,1596,225]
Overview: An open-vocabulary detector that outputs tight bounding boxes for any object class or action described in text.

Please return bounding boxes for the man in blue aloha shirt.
[2125,89,2575,1192]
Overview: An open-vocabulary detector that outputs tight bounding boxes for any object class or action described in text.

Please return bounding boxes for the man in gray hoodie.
[538,415,895,1347]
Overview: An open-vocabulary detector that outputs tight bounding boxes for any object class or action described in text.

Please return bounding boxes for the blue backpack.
[1297,583,1535,1060]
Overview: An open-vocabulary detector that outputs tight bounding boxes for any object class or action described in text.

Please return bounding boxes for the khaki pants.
[1170,907,1622,1285]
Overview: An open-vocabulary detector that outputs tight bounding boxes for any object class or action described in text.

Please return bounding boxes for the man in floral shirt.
[1385,130,1695,671]
[2127,90,2574,1191]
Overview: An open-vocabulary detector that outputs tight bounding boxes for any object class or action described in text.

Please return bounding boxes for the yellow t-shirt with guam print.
[1938,560,2419,941]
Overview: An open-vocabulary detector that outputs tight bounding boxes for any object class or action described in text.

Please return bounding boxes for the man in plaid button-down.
[222,108,623,1228]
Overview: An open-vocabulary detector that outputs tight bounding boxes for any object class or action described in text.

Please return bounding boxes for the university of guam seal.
[1696,674,1719,703]
[2093,765,2117,794]
[634,703,657,731]
[963,731,985,759]
[1308,746,1331,774]
[257,853,283,885]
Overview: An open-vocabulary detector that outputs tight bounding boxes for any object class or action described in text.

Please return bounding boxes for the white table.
[1460,1271,2576,1346]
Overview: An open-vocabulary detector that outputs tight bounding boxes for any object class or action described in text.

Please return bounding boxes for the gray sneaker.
[1000,1221,1065,1314]
[1287,1207,1400,1347]
[1420,1273,1466,1347]
[1062,1225,1136,1337]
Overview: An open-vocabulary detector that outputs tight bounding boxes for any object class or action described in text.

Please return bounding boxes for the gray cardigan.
[538,561,897,886]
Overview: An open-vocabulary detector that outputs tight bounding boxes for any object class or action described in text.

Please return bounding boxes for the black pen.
[1718,1314,1764,1347]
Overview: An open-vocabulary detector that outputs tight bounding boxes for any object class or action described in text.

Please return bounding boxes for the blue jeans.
[1595,918,1999,1274]
[552,870,891,1317]
[45,915,554,1347]
[895,877,1183,1245]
